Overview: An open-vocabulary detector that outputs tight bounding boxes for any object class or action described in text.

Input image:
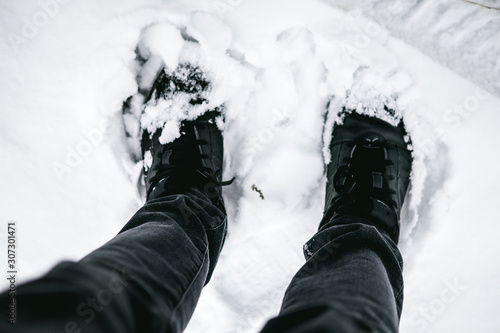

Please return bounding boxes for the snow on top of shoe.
[322,67,404,164]
[137,23,185,70]
[140,61,217,144]
[137,23,246,145]
[342,67,403,126]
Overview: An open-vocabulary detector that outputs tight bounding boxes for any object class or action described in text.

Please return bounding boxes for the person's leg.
[261,111,412,332]
[0,188,225,333]
[261,218,403,333]
[0,65,230,333]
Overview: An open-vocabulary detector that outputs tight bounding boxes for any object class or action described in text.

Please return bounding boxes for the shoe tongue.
[350,143,386,195]
[352,143,384,170]
[361,132,384,146]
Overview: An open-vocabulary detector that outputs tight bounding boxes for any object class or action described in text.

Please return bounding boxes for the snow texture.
[321,0,500,96]
[1,0,499,332]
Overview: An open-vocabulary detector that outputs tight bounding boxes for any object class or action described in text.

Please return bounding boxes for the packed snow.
[1,0,499,332]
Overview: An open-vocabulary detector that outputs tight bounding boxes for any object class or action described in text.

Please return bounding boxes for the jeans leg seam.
[204,216,227,231]
[169,245,209,331]
[395,286,404,300]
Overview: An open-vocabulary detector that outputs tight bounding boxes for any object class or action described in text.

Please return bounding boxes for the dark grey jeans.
[0,188,403,332]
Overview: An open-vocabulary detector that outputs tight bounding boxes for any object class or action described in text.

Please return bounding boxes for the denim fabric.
[0,188,226,333]
[261,216,403,333]
[0,193,403,333]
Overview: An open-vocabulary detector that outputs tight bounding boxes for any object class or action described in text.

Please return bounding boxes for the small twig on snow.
[252,185,265,200]
[460,0,500,10]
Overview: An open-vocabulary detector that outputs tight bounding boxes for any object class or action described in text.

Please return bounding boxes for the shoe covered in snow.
[141,67,231,209]
[322,111,412,243]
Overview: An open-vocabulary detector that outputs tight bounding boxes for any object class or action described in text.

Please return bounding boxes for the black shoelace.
[332,139,397,214]
[147,117,234,196]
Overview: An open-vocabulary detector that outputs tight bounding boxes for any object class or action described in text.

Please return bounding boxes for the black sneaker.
[322,111,412,243]
[141,65,232,209]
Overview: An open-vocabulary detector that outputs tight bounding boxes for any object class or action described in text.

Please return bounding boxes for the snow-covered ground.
[1,0,499,332]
